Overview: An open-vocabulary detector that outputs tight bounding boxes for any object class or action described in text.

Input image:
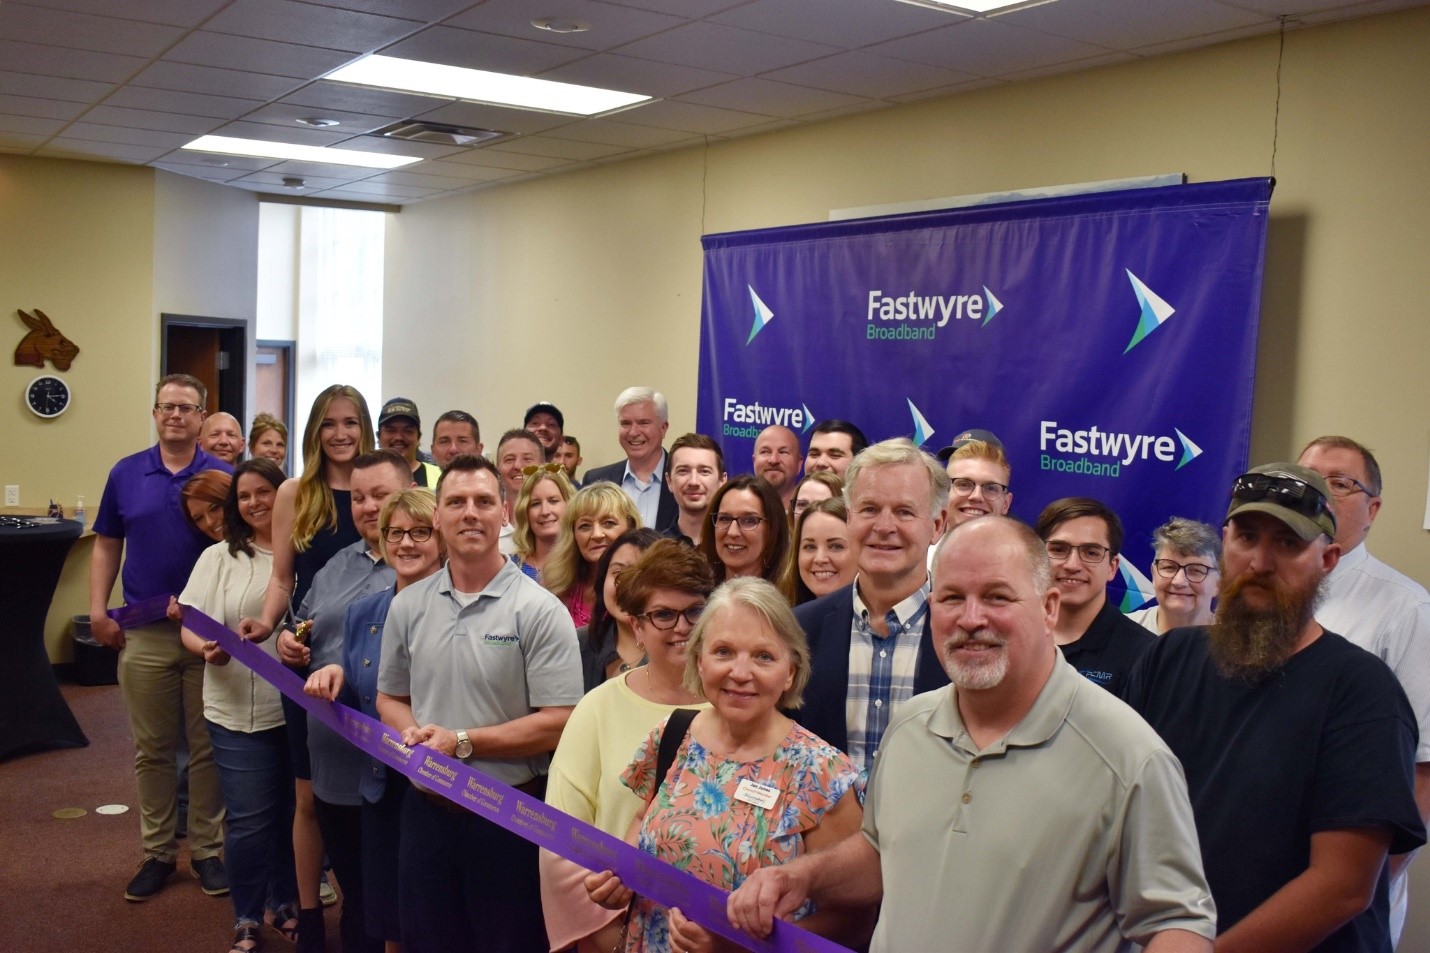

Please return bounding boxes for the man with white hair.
[582,386,677,531]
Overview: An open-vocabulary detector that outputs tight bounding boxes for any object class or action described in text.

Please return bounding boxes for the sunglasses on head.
[521,462,565,477]
[1229,473,1332,524]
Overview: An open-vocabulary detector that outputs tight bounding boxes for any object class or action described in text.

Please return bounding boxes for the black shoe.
[192,855,229,897]
[124,857,176,902]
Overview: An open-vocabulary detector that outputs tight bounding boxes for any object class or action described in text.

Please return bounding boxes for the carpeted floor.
[0,680,341,953]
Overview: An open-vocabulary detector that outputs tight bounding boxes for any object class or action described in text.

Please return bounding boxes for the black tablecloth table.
[0,518,88,760]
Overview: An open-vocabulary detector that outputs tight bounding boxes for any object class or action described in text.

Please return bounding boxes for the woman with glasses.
[546,483,641,628]
[581,528,666,692]
[304,488,441,953]
[512,466,576,582]
[698,476,790,586]
[788,471,842,524]
[585,577,872,953]
[1126,518,1222,634]
[177,459,298,953]
[787,498,858,606]
[542,539,714,953]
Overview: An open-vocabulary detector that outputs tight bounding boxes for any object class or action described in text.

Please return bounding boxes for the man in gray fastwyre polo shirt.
[377,454,582,953]
[729,517,1217,953]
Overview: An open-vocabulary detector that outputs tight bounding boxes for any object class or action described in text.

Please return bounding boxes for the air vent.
[373,120,510,148]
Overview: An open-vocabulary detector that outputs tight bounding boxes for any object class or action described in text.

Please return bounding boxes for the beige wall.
[384,8,1429,580]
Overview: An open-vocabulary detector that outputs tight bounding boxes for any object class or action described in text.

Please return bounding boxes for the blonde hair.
[249,412,288,451]
[293,385,375,549]
[377,488,437,563]
[682,577,811,709]
[543,483,640,601]
[513,469,576,561]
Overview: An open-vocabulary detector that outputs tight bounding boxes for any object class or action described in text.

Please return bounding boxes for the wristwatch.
[454,729,473,759]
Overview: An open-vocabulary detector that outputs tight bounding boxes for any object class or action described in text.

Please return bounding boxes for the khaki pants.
[117,622,224,862]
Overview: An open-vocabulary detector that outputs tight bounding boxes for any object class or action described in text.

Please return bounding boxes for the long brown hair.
[292,385,375,549]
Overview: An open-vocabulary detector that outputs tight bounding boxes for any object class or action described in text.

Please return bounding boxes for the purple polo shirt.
[93,444,232,603]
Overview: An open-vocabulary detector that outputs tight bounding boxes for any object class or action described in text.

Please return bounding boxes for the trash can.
[72,615,118,686]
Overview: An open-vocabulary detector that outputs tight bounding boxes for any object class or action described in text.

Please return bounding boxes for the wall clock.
[26,374,71,418]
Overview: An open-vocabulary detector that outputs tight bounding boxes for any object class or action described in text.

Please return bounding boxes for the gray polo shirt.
[378,560,583,786]
[300,540,395,806]
[863,656,1215,953]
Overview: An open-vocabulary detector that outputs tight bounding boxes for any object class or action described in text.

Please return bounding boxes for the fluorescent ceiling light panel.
[181,135,422,169]
[897,0,1049,13]
[326,55,651,117]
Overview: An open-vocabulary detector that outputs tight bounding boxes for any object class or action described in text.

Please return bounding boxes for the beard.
[940,630,1010,691]
[1208,569,1325,683]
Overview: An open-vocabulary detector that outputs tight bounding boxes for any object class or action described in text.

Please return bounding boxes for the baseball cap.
[935,428,1003,463]
[378,397,420,429]
[524,401,565,430]
[1224,462,1337,541]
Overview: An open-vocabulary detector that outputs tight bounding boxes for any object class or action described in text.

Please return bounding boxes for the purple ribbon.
[113,600,850,953]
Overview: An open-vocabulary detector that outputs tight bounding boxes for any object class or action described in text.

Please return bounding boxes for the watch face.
[27,375,71,419]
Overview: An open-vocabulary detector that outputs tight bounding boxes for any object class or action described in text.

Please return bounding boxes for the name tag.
[734,778,780,811]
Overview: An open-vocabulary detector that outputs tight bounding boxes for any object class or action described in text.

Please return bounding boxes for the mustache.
[1208,569,1322,682]
[942,629,1007,650]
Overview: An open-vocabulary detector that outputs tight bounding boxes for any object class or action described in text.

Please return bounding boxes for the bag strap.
[656,708,699,792]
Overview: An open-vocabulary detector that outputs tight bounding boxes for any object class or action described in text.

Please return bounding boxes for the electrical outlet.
[4,485,18,507]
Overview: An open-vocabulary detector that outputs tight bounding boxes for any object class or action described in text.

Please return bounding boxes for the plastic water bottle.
[74,495,86,529]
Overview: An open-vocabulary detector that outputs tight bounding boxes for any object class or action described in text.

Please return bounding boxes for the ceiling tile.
[1130,22,1278,57]
[597,0,750,15]
[871,17,1115,76]
[437,147,575,171]
[1293,0,1429,24]
[611,98,776,134]
[996,50,1138,82]
[164,31,357,79]
[403,158,520,181]
[60,122,192,148]
[446,0,690,51]
[210,119,353,145]
[379,25,588,74]
[106,86,266,120]
[709,0,968,49]
[404,100,578,135]
[999,0,1269,51]
[884,76,1004,103]
[232,170,355,188]
[279,81,452,118]
[540,117,705,147]
[311,180,440,199]
[128,61,309,101]
[764,51,977,99]
[326,134,465,160]
[257,158,395,178]
[675,78,875,118]
[203,0,425,52]
[237,102,407,134]
[0,114,69,136]
[0,4,186,58]
[80,105,227,135]
[484,134,633,160]
[46,137,173,161]
[0,71,115,104]
[0,94,89,121]
[614,21,843,75]
[360,168,493,189]
[16,0,231,29]
[156,152,283,172]
[295,0,477,21]
[153,163,255,182]
[0,40,149,84]
[535,52,737,98]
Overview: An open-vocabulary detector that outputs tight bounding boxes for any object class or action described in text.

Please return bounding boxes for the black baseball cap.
[936,428,1003,463]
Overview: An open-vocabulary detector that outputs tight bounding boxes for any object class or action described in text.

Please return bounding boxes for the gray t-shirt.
[379,560,583,785]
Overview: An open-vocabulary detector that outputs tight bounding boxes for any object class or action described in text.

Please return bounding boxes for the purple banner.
[699,178,1273,609]
[112,601,848,953]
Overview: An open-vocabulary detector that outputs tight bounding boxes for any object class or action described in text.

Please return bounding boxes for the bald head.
[200,412,244,464]
[754,425,801,499]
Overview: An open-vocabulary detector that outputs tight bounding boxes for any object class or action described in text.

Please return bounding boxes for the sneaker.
[124,857,176,902]
[192,855,229,897]
[318,872,337,908]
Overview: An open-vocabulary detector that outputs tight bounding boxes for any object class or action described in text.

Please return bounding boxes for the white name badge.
[734,778,780,811]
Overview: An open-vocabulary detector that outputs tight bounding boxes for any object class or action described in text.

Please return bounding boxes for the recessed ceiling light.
[895,0,1051,13]
[532,17,591,34]
[295,117,341,127]
[181,135,422,169]
[326,55,650,117]
[281,176,307,189]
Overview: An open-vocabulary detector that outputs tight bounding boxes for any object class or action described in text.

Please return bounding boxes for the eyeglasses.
[155,402,202,416]
[951,478,1008,499]
[1152,559,1217,583]
[521,462,564,477]
[636,604,705,630]
[383,526,434,543]
[1324,475,1375,499]
[713,513,766,530]
[1230,473,1333,524]
[1045,541,1110,564]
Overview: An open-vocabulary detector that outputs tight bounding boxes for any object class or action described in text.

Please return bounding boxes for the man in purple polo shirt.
[89,373,233,902]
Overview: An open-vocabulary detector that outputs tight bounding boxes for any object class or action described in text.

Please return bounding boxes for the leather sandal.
[269,904,300,943]
[229,924,262,953]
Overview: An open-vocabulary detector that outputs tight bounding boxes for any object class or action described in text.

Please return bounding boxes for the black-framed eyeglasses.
[521,462,564,477]
[1152,559,1216,583]
[1045,541,1110,564]
[713,513,766,530]
[636,604,705,630]
[1230,473,1333,523]
[1324,475,1374,499]
[155,402,202,415]
[383,525,434,543]
[951,478,1008,499]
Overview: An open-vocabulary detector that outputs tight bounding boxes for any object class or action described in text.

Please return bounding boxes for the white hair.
[614,386,668,422]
